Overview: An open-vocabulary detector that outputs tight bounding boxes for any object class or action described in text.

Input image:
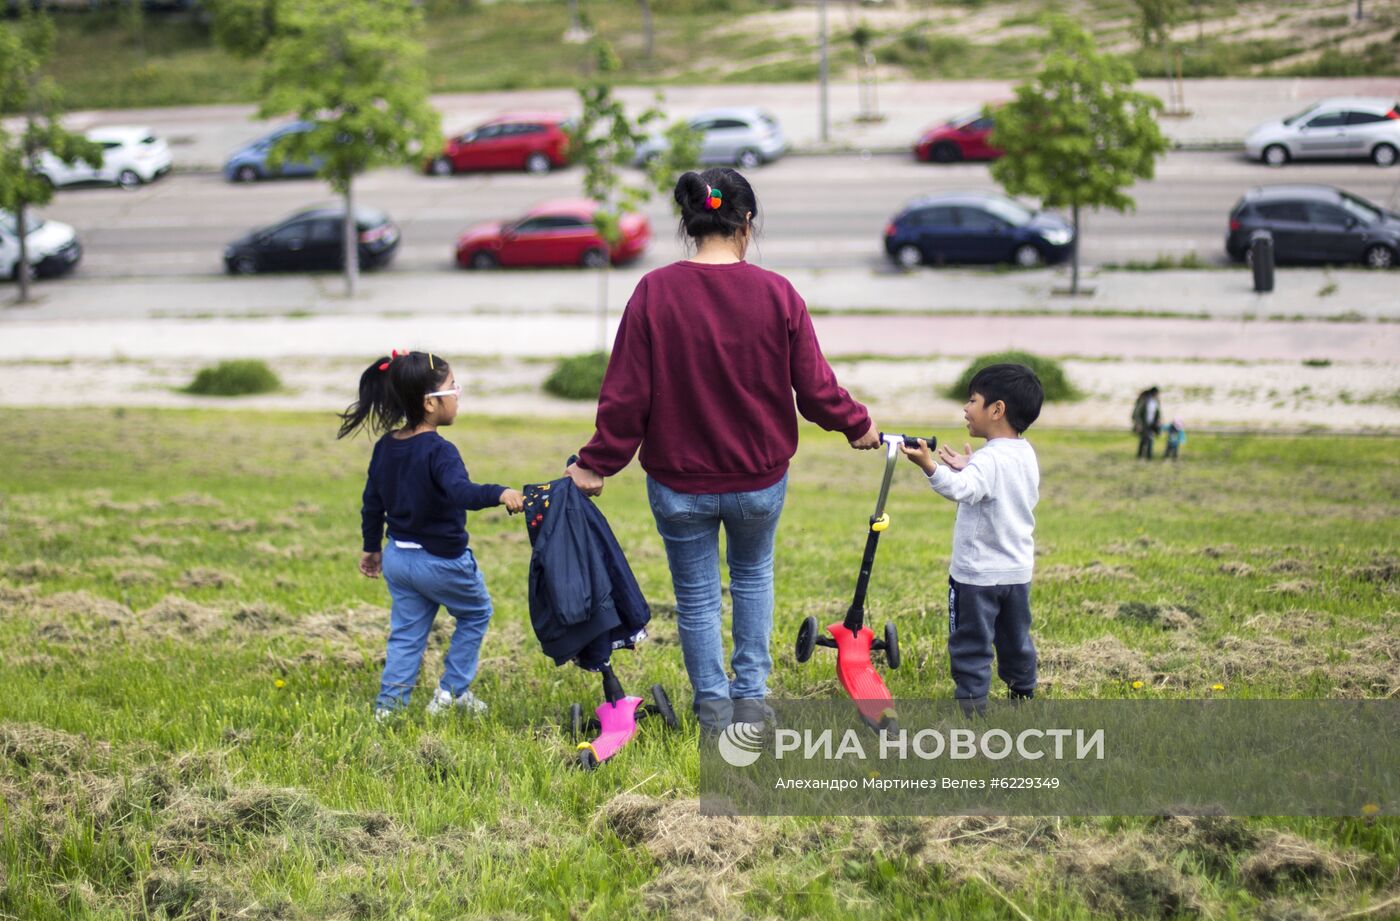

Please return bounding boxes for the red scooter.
[795,432,935,732]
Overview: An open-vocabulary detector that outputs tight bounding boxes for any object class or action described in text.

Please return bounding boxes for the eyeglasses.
[426,384,461,398]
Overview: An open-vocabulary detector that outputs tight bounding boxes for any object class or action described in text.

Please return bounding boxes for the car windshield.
[1340,193,1382,225]
[0,213,44,235]
[1282,104,1319,126]
[980,198,1033,226]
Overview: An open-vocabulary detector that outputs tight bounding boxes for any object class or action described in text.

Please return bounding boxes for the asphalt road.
[32,150,1400,279]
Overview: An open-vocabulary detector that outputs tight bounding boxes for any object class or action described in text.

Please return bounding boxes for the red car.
[427,112,571,175]
[915,109,1002,163]
[455,200,650,269]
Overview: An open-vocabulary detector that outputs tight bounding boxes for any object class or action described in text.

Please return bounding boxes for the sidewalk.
[32,78,1396,172]
[4,266,1396,323]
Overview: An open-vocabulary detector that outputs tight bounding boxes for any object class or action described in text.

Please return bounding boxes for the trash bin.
[1250,229,1274,293]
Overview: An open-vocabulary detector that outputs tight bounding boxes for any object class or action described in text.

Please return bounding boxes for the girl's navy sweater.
[360,431,507,558]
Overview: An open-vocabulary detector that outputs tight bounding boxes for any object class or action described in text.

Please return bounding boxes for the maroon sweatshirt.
[577,260,871,494]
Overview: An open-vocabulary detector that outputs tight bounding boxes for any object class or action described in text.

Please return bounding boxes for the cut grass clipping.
[544,351,608,400]
[183,360,281,397]
[946,350,1080,402]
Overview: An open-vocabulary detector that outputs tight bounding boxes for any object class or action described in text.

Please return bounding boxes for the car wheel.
[235,165,259,183]
[1262,144,1289,167]
[580,248,608,269]
[736,148,761,170]
[117,169,142,189]
[1372,143,1398,168]
[470,251,499,270]
[430,157,453,176]
[232,254,258,275]
[895,244,923,269]
[525,152,551,175]
[1364,244,1395,269]
[931,142,962,164]
[1013,243,1043,268]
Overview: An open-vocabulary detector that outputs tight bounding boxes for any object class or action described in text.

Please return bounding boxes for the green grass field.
[1,408,1396,919]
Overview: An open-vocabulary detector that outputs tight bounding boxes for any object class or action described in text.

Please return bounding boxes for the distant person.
[1164,418,1186,461]
[565,168,879,734]
[1132,386,1162,460]
[900,363,1043,713]
[338,350,524,720]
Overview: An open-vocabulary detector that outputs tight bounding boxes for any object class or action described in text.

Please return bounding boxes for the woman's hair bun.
[674,171,710,211]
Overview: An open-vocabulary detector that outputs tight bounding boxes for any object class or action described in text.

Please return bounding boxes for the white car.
[36,126,173,189]
[1245,98,1400,167]
[0,211,82,280]
[632,107,788,169]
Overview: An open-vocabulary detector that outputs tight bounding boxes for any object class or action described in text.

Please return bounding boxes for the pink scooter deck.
[577,696,642,762]
[827,621,897,729]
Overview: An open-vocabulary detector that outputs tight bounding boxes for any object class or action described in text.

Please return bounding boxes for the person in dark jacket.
[1132,386,1162,461]
[565,168,878,732]
[522,476,649,668]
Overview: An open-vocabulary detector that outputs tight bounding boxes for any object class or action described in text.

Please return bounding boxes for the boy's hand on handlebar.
[899,439,937,475]
[359,551,382,579]
[849,421,880,450]
[499,488,525,513]
[937,442,973,471]
[566,462,605,497]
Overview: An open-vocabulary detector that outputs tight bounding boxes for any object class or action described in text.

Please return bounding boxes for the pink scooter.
[569,665,678,770]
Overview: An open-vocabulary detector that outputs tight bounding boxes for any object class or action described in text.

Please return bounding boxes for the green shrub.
[944,351,1079,402]
[544,351,608,400]
[183,360,281,397]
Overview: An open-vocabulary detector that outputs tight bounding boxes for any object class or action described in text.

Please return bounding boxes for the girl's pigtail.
[337,356,402,439]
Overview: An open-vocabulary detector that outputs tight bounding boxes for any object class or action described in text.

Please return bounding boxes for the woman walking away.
[565,169,879,734]
[339,350,523,720]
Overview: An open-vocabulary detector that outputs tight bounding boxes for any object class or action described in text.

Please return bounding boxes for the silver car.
[633,107,787,169]
[1245,97,1400,167]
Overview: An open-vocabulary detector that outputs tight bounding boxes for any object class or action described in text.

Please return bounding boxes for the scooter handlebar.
[880,433,938,450]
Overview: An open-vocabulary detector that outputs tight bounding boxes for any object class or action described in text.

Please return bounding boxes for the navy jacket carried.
[522,477,650,668]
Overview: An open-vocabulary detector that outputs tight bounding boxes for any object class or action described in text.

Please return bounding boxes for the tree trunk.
[15,203,31,304]
[1071,203,1081,295]
[343,178,359,298]
[638,0,653,59]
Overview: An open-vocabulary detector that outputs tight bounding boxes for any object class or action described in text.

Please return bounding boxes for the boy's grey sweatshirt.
[926,437,1039,586]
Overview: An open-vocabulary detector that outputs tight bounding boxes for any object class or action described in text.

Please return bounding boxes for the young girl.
[338,350,523,719]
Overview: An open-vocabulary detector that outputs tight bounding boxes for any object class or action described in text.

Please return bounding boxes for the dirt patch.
[1241,831,1373,894]
[1039,636,1150,689]
[176,568,240,590]
[1040,561,1139,582]
[601,793,773,869]
[1059,832,1201,919]
[1113,601,1200,631]
[170,492,225,508]
[210,518,259,534]
[7,559,75,582]
[1220,561,1255,577]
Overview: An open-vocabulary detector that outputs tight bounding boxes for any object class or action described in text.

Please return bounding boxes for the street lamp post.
[818,0,829,144]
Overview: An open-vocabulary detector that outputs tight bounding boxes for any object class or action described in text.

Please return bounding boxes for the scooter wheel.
[651,684,679,729]
[795,616,817,663]
[568,703,583,744]
[578,749,599,771]
[884,622,900,670]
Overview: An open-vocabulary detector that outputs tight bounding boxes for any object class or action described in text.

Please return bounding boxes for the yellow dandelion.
[1131,680,1144,690]
[1211,683,1224,691]
[1361,803,1380,817]
[868,769,881,780]
[274,678,286,689]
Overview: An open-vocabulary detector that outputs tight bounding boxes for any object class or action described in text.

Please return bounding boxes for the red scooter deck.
[827,621,896,730]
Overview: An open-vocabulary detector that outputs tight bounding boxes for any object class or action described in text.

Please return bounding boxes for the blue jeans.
[377,542,494,710]
[647,473,787,731]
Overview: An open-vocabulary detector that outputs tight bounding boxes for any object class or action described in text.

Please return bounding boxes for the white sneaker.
[426,687,487,716]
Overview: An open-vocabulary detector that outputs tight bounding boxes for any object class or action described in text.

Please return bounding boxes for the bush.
[544,352,608,401]
[183,360,281,397]
[944,351,1079,402]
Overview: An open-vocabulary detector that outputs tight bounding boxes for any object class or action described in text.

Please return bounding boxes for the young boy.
[901,363,1043,712]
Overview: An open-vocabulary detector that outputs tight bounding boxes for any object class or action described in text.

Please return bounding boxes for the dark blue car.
[884,192,1075,268]
[223,122,322,183]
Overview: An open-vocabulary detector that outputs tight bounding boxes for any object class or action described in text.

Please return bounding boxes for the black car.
[224,207,399,275]
[883,192,1075,268]
[1226,185,1399,269]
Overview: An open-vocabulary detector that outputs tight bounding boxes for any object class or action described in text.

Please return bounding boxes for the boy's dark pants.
[947,577,1037,703]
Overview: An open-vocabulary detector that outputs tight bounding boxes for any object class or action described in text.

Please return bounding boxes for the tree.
[206,0,281,58]
[256,0,440,296]
[989,16,1168,295]
[569,39,697,350]
[1134,0,1184,112]
[0,10,101,305]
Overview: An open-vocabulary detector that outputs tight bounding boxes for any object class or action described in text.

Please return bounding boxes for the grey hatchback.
[1226,185,1400,269]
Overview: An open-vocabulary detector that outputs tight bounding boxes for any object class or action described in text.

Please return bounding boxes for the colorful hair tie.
[377,361,390,371]
[705,185,722,211]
